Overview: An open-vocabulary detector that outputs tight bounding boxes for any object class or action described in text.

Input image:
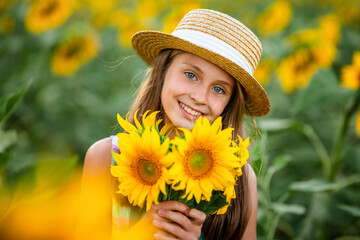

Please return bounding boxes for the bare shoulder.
[242,164,258,240]
[246,164,258,208]
[247,164,257,189]
[83,137,113,176]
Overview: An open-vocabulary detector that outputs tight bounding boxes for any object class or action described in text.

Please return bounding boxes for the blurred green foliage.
[1,0,360,239]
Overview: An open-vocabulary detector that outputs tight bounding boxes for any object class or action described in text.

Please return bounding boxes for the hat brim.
[132,30,270,117]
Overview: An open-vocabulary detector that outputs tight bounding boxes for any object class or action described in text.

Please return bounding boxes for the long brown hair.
[128,49,252,239]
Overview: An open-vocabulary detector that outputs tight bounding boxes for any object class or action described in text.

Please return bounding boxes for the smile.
[179,102,202,117]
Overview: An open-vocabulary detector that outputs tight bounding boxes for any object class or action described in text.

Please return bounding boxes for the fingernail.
[158,209,165,215]
[154,233,159,240]
[153,219,160,226]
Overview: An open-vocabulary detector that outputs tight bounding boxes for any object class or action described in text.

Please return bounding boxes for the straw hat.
[132,9,270,116]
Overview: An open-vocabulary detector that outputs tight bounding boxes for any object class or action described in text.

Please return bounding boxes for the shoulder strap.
[109,134,146,231]
[110,135,119,166]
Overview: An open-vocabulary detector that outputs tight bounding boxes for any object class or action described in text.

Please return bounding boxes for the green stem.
[267,213,281,240]
[329,89,360,182]
[295,123,331,179]
[266,192,291,240]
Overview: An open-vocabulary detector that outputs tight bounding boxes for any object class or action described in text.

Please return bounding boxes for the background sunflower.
[25,0,75,33]
[51,35,98,76]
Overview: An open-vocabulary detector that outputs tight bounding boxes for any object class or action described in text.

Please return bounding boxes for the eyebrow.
[183,62,203,74]
[215,80,234,89]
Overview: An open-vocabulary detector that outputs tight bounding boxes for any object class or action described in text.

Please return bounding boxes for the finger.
[154,230,177,240]
[158,209,192,231]
[153,212,179,224]
[142,204,161,220]
[153,218,189,239]
[158,201,189,214]
[185,208,206,226]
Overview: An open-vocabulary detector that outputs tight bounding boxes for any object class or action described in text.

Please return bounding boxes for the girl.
[83,9,270,240]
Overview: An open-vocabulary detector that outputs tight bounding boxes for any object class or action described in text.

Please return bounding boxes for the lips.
[179,101,203,117]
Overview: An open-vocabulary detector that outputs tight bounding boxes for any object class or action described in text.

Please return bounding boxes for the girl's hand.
[149,201,206,240]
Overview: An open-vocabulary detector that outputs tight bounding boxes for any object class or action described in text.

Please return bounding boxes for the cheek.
[161,76,174,100]
[164,76,188,96]
[210,97,231,117]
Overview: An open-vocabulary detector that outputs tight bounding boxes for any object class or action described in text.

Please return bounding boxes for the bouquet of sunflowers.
[110,110,249,216]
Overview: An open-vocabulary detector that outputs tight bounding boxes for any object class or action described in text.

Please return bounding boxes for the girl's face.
[161,52,235,130]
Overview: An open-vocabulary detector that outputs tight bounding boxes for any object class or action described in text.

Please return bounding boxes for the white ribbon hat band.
[172,29,254,76]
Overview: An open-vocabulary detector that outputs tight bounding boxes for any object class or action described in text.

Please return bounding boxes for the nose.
[189,85,208,104]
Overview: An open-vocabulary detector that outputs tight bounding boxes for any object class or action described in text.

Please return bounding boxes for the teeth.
[180,102,202,117]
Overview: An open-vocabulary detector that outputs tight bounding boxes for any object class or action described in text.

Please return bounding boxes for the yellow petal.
[137,186,149,208]
[215,205,229,215]
[134,108,142,131]
[151,185,160,204]
[117,113,137,133]
[212,116,223,133]
[185,178,195,194]
[193,188,202,204]
[146,194,154,211]
[160,123,174,136]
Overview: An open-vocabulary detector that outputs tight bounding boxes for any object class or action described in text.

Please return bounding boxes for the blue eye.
[185,72,196,80]
[213,86,225,93]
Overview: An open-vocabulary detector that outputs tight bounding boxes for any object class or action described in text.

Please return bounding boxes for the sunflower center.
[41,0,59,17]
[187,150,213,178]
[65,40,82,58]
[136,159,160,185]
[294,51,316,74]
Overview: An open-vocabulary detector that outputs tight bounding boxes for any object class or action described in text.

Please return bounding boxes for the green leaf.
[0,81,31,123]
[290,174,360,193]
[192,191,228,216]
[271,203,306,215]
[166,189,229,216]
[0,152,13,171]
[0,129,17,152]
[333,236,360,240]
[289,179,338,193]
[258,118,296,132]
[271,155,292,172]
[337,204,360,217]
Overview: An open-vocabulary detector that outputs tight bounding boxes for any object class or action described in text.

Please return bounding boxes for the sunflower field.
[1,0,360,239]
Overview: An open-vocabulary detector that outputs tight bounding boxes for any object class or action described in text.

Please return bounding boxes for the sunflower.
[112,10,145,47]
[111,128,173,211]
[254,58,274,86]
[81,0,117,28]
[51,35,98,76]
[25,0,74,33]
[169,117,240,204]
[277,49,319,93]
[312,15,339,68]
[286,15,339,69]
[232,136,250,176]
[117,110,161,134]
[135,0,164,19]
[341,52,360,90]
[162,2,202,33]
[319,15,340,46]
[257,0,292,35]
[214,204,229,215]
[0,15,15,35]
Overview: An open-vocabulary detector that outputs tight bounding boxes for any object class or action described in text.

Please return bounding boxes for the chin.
[181,121,197,130]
